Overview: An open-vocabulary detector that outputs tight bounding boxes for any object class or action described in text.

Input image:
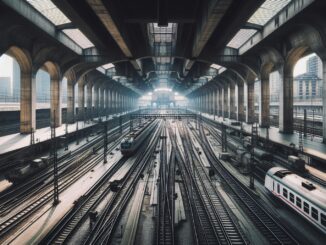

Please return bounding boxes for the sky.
[0,54,13,77]
[293,53,316,76]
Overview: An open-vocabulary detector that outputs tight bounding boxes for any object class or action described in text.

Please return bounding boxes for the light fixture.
[154,88,172,92]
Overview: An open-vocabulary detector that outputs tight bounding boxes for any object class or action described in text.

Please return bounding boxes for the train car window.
[283,188,288,198]
[311,207,318,221]
[321,213,326,227]
[303,202,309,214]
[289,193,294,203]
[277,184,280,194]
[296,197,302,208]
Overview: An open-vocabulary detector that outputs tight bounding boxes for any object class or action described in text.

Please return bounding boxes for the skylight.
[63,29,94,49]
[227,29,257,49]
[248,0,291,26]
[102,63,115,70]
[210,64,222,70]
[26,0,70,26]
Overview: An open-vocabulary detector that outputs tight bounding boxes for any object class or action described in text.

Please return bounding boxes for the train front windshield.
[121,137,134,149]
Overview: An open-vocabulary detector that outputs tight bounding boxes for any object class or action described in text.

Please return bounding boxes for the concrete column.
[245,82,255,123]
[237,83,244,121]
[230,84,235,119]
[100,87,104,116]
[50,77,61,127]
[224,86,229,118]
[20,71,36,133]
[259,78,270,127]
[105,88,109,115]
[86,84,92,120]
[279,68,293,133]
[210,91,213,114]
[94,85,99,117]
[218,88,222,116]
[216,89,219,116]
[212,89,216,116]
[323,62,326,142]
[78,79,85,120]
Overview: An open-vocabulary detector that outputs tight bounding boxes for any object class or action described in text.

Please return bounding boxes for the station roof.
[21,0,299,93]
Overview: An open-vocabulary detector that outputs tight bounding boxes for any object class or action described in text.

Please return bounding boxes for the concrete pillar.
[230,84,235,119]
[105,88,109,115]
[94,85,99,117]
[100,86,104,116]
[245,82,255,123]
[237,83,244,121]
[66,79,75,123]
[259,78,270,127]
[50,76,61,127]
[279,68,293,133]
[218,88,222,117]
[20,71,36,133]
[87,84,92,120]
[215,90,219,116]
[224,86,228,118]
[78,79,85,120]
[323,62,326,142]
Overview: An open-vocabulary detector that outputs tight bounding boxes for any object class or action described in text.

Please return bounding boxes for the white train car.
[265,167,326,234]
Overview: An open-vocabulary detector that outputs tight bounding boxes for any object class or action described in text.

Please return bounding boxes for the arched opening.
[0,53,21,135]
[61,77,68,123]
[37,61,61,128]
[254,78,260,123]
[35,68,51,128]
[74,82,78,118]
[293,53,323,138]
[269,70,282,127]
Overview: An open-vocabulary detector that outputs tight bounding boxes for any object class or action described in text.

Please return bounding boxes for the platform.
[192,110,326,163]
[0,111,135,155]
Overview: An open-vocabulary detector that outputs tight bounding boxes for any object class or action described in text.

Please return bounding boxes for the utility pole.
[250,123,258,190]
[103,123,108,163]
[51,110,59,205]
[76,111,79,145]
[119,115,122,134]
[30,127,35,145]
[65,122,69,151]
[221,123,227,152]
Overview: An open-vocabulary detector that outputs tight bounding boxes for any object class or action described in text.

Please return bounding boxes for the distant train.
[120,120,157,156]
[5,151,71,183]
[265,167,326,234]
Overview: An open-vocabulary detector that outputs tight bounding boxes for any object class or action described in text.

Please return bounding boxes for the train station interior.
[0,0,325,244]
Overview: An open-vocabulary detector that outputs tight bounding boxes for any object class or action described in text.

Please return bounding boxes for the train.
[5,151,71,183]
[120,120,157,156]
[265,167,326,234]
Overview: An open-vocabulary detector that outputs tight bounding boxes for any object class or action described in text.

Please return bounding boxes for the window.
[321,213,326,227]
[277,184,280,194]
[283,188,288,198]
[289,193,294,203]
[304,202,309,214]
[296,197,302,208]
[311,207,319,221]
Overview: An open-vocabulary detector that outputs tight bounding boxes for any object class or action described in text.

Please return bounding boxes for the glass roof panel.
[63,29,94,49]
[26,0,70,26]
[227,29,257,49]
[210,64,221,70]
[248,0,291,26]
[102,63,115,69]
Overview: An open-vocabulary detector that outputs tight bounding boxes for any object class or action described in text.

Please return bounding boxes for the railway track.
[82,120,163,245]
[0,122,130,216]
[42,156,129,244]
[0,125,130,241]
[197,124,299,244]
[157,123,174,245]
[178,121,247,245]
